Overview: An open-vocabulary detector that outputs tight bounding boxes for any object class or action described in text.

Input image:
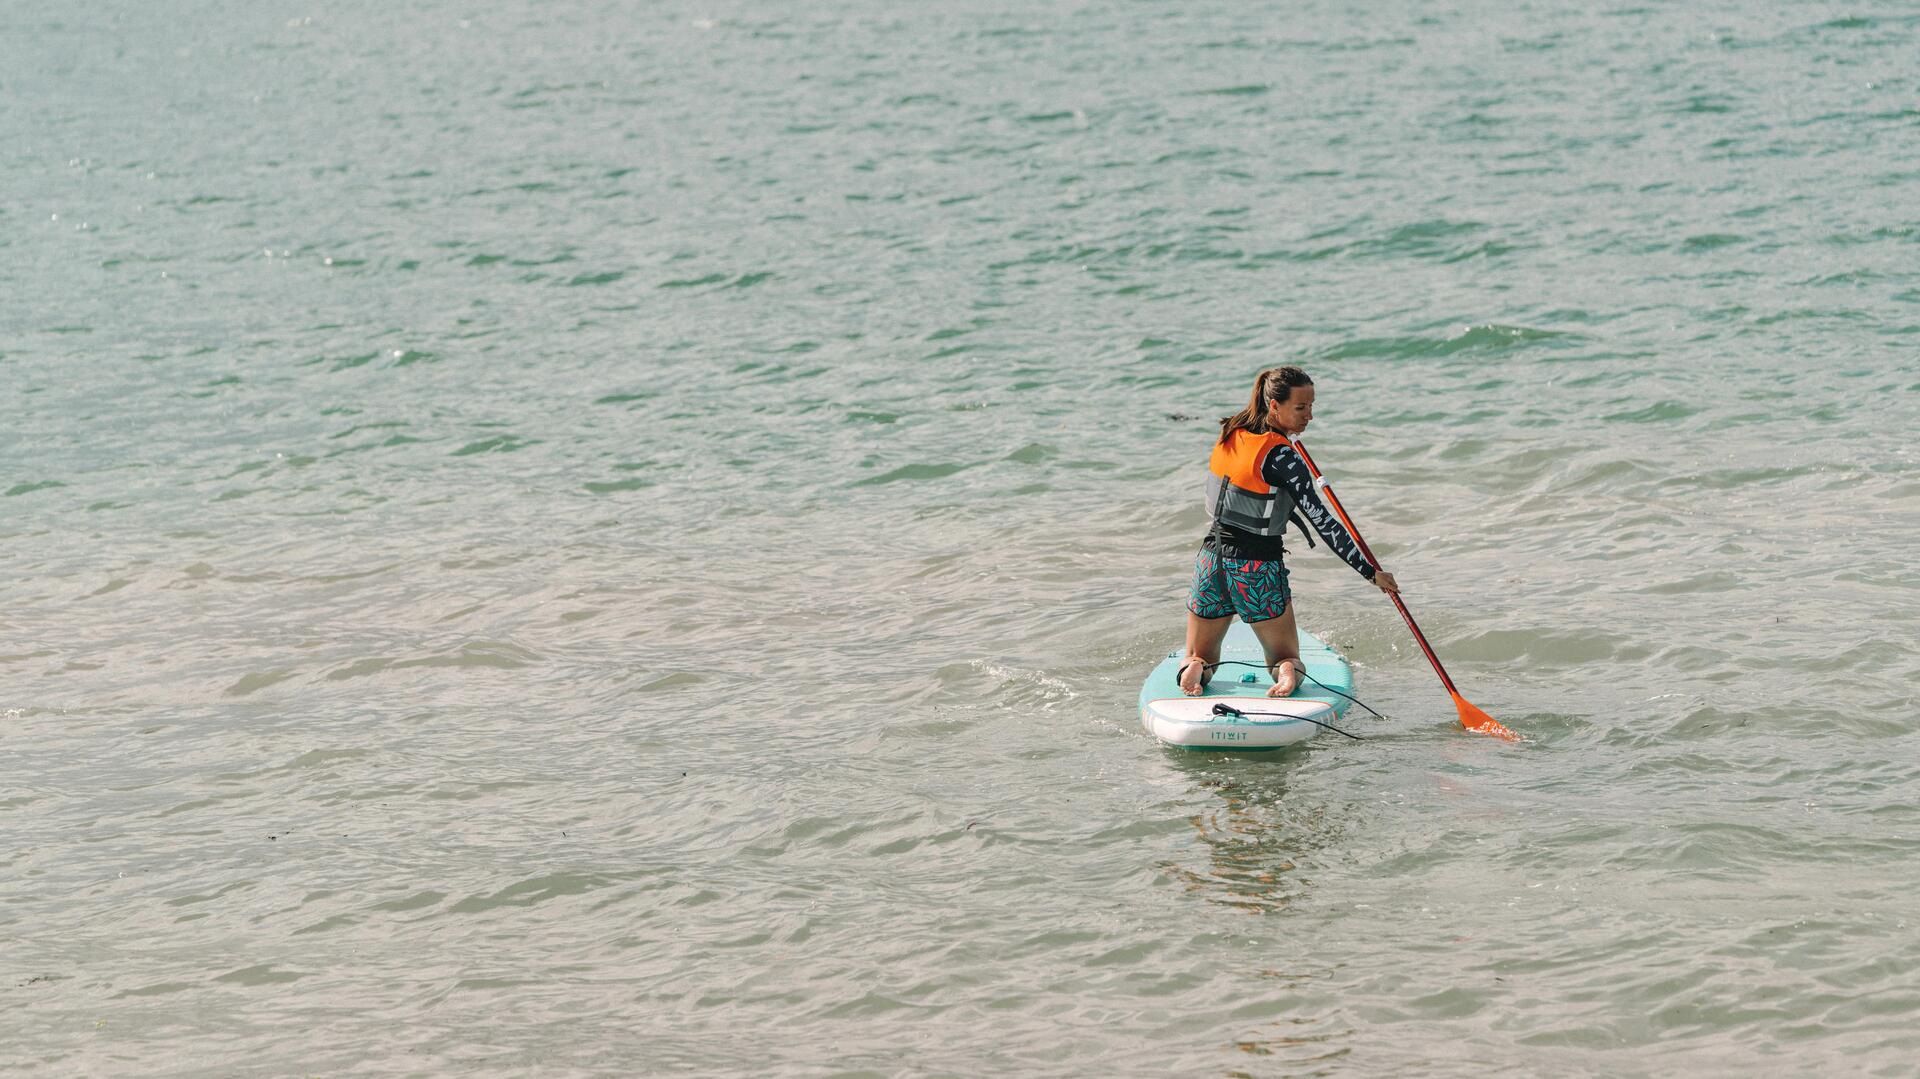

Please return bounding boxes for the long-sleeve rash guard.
[1203,438,1377,579]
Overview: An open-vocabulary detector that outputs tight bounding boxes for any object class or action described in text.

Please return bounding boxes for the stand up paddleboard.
[1138,623,1354,751]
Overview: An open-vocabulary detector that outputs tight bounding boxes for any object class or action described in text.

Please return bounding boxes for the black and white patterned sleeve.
[1263,442,1378,580]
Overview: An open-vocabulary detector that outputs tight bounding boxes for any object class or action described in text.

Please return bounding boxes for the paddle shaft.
[1289,437,1463,699]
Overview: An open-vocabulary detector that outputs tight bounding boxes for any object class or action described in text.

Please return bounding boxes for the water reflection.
[1159,753,1348,915]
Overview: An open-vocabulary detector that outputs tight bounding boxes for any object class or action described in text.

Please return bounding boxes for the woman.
[1180,366,1400,697]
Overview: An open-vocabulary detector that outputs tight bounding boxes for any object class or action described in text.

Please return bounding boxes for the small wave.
[1601,400,1701,424]
[448,872,615,915]
[1682,233,1746,251]
[4,480,64,497]
[970,659,1079,711]
[1446,627,1629,666]
[851,462,974,487]
[1318,324,1576,361]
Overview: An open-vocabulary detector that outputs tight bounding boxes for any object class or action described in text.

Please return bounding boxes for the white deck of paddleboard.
[1136,624,1353,752]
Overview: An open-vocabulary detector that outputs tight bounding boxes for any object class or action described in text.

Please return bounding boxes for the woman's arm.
[1263,442,1393,589]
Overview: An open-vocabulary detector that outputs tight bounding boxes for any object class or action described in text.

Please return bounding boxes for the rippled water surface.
[6,1,1920,1074]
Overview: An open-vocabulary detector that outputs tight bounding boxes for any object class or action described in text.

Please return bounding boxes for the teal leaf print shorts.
[1188,548,1291,623]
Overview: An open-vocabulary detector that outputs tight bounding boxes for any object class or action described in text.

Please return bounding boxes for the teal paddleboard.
[1138,623,1354,751]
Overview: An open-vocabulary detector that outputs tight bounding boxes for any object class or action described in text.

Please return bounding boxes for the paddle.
[1289,437,1521,742]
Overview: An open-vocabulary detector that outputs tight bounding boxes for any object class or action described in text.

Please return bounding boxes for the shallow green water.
[6,2,1920,1074]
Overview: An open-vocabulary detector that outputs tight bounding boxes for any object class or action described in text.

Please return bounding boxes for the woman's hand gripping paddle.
[1289,437,1521,742]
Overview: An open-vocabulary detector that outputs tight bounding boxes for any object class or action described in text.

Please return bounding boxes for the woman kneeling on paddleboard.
[1181,366,1400,698]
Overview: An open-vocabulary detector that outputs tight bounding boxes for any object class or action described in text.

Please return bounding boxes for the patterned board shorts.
[1188,548,1291,623]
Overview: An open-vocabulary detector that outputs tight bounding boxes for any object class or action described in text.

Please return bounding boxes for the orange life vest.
[1205,429,1310,541]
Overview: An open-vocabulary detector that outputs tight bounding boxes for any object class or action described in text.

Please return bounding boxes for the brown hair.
[1218,366,1313,444]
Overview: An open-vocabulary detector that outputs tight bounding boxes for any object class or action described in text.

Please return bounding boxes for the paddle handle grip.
[1290,437,1462,698]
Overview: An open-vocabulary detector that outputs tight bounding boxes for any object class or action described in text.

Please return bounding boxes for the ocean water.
[5,1,1920,1074]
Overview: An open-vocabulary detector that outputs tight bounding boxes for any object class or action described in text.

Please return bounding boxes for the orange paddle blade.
[1453,693,1521,742]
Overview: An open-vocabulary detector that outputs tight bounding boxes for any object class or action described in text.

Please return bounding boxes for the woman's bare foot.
[1268,659,1302,698]
[1178,656,1210,696]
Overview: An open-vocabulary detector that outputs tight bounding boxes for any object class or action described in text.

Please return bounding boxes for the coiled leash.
[1200,659,1385,742]
[1209,702,1364,741]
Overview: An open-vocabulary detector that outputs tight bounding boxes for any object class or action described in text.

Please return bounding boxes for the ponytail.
[1218,366,1312,444]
